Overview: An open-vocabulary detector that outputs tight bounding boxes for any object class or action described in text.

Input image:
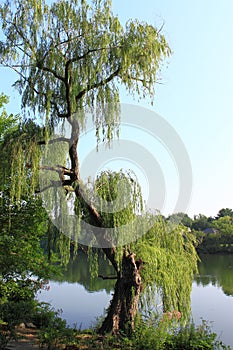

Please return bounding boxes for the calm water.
[192,254,233,348]
[37,253,233,348]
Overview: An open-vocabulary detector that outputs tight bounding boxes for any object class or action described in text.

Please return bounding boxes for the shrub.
[130,315,230,350]
[33,303,77,349]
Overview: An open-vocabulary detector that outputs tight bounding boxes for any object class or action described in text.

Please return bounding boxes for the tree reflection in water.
[194,254,233,296]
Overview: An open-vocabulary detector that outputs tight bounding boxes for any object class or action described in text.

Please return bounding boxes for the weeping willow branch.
[123,74,163,86]
[0,64,68,119]
[4,18,34,53]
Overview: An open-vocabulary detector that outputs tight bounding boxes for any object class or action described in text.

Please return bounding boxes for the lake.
[37,253,233,348]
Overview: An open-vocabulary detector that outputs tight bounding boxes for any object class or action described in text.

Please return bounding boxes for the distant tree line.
[167,209,233,254]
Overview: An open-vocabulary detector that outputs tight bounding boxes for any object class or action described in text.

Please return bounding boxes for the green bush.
[129,315,230,350]
[165,320,230,349]
[33,303,77,350]
[0,299,37,349]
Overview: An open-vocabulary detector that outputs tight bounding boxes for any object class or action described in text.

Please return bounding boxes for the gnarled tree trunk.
[98,252,142,335]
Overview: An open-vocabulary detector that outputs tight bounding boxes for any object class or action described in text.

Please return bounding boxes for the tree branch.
[64,61,72,116]
[1,62,68,118]
[26,163,74,178]
[35,181,61,193]
[74,185,119,275]
[38,137,70,145]
[36,62,66,83]
[4,19,34,52]
[157,22,165,35]
[76,67,121,101]
[98,274,118,280]
[67,44,123,65]
[39,165,74,176]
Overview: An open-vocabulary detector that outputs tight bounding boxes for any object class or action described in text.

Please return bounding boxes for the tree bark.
[98,252,142,335]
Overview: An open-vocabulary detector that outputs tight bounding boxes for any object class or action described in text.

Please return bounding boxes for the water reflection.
[194,254,233,296]
[38,252,233,347]
[52,252,233,298]
[53,251,115,293]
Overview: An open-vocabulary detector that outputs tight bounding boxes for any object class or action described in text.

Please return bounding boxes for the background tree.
[213,216,233,248]
[0,93,18,142]
[0,0,198,334]
[191,214,213,231]
[0,99,58,347]
[216,208,233,219]
[192,209,233,254]
[167,212,193,228]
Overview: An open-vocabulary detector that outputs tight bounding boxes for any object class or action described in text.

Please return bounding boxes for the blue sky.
[1,0,233,218]
[113,0,233,217]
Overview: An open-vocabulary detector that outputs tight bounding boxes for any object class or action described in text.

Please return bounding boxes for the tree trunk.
[98,252,142,335]
[65,121,143,335]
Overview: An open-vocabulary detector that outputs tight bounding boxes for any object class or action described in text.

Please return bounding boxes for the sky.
[0,0,233,218]
[114,0,233,218]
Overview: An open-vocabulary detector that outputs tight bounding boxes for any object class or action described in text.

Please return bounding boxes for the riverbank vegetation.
[167,209,233,254]
[1,303,231,349]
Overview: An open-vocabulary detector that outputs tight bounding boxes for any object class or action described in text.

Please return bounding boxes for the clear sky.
[1,0,233,218]
[113,0,233,218]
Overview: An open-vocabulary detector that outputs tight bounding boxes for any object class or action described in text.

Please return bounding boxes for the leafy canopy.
[0,0,171,139]
[0,93,18,143]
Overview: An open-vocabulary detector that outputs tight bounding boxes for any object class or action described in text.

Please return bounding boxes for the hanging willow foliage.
[0,120,42,204]
[131,215,198,320]
[94,170,143,226]
[0,0,171,142]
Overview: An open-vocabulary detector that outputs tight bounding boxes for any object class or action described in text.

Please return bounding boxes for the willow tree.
[0,0,198,334]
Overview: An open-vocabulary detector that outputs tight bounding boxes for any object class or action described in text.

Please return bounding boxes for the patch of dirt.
[5,327,39,350]
[4,328,110,350]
